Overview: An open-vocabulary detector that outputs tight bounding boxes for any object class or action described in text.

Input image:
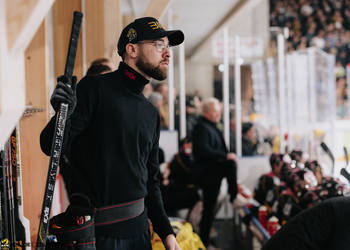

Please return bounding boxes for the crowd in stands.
[270,0,350,118]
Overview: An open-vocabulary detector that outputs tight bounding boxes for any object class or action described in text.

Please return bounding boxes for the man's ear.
[125,43,138,58]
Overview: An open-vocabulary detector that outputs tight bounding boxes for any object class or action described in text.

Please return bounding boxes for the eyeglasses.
[138,40,170,52]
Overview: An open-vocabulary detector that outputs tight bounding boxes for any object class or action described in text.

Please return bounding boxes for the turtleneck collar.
[118,62,149,94]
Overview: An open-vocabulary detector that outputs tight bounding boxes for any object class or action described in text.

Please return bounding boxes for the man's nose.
[163,47,170,58]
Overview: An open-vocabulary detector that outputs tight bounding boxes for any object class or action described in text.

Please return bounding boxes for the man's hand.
[227,152,237,162]
[50,75,77,117]
[163,234,181,250]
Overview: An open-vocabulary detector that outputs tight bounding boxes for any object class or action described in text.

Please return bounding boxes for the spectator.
[86,58,114,76]
[148,92,163,109]
[161,137,200,217]
[185,95,199,137]
[192,97,238,247]
[154,83,170,129]
[242,122,258,156]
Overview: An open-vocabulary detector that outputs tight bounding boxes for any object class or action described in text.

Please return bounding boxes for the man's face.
[136,37,170,80]
[205,103,222,123]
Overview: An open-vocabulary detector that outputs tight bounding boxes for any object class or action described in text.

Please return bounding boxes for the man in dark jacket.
[40,17,184,250]
[262,196,350,250]
[192,97,238,247]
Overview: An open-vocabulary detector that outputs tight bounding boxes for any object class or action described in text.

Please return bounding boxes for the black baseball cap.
[117,17,184,56]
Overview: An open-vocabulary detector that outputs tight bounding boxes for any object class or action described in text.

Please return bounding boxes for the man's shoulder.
[81,70,119,82]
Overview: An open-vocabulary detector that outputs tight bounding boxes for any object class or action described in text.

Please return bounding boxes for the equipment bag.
[45,194,96,250]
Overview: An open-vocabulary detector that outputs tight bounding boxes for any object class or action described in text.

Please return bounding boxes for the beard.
[136,54,168,80]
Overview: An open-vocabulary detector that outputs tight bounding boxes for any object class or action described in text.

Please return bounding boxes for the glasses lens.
[155,41,169,52]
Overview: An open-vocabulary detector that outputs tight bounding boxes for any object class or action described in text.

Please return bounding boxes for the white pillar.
[223,28,230,149]
[277,34,286,153]
[234,36,242,157]
[179,42,186,139]
[168,9,175,130]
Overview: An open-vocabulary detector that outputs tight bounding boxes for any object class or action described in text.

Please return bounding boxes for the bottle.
[258,206,268,229]
[267,216,280,236]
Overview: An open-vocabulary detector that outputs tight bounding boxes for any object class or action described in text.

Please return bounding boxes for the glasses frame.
[138,40,171,52]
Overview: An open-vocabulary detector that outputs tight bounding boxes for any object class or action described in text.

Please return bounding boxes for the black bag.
[45,194,96,250]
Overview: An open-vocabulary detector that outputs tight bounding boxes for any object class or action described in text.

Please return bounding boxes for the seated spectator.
[86,58,113,75]
[242,122,258,156]
[161,137,200,217]
[142,82,153,99]
[185,95,199,137]
[154,83,170,129]
[148,92,163,110]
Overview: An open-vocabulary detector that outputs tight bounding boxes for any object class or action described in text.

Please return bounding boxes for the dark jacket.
[242,136,258,156]
[40,62,173,239]
[192,116,228,182]
[262,196,350,250]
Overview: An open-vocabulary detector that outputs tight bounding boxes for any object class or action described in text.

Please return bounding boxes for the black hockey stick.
[0,151,9,242]
[340,146,350,183]
[9,129,26,249]
[36,11,83,249]
[5,140,16,248]
[320,142,335,175]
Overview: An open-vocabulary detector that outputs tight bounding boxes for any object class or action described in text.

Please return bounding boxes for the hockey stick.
[36,11,83,249]
[340,146,350,183]
[320,142,335,176]
[5,139,16,249]
[15,125,31,249]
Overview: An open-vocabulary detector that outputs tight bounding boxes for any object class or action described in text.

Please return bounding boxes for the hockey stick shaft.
[36,12,83,249]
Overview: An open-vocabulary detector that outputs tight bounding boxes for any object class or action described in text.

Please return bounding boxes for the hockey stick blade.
[320,142,335,175]
[344,146,349,167]
[341,168,350,183]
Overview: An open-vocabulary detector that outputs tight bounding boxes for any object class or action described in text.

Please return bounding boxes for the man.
[262,196,350,250]
[192,97,238,247]
[40,17,184,250]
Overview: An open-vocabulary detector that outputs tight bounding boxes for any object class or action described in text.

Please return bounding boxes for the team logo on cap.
[148,21,163,30]
[127,28,137,41]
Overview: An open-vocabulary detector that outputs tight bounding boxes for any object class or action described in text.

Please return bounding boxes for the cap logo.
[127,28,137,42]
[148,21,163,30]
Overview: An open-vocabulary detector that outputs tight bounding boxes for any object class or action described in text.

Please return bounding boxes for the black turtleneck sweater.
[40,62,173,239]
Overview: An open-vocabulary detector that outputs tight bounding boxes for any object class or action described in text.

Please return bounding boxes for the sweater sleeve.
[145,114,174,240]
[40,76,99,157]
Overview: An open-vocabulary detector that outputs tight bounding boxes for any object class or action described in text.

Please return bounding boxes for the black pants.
[95,230,152,250]
[199,160,237,246]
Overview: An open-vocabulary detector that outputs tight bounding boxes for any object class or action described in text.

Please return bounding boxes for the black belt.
[94,197,145,226]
